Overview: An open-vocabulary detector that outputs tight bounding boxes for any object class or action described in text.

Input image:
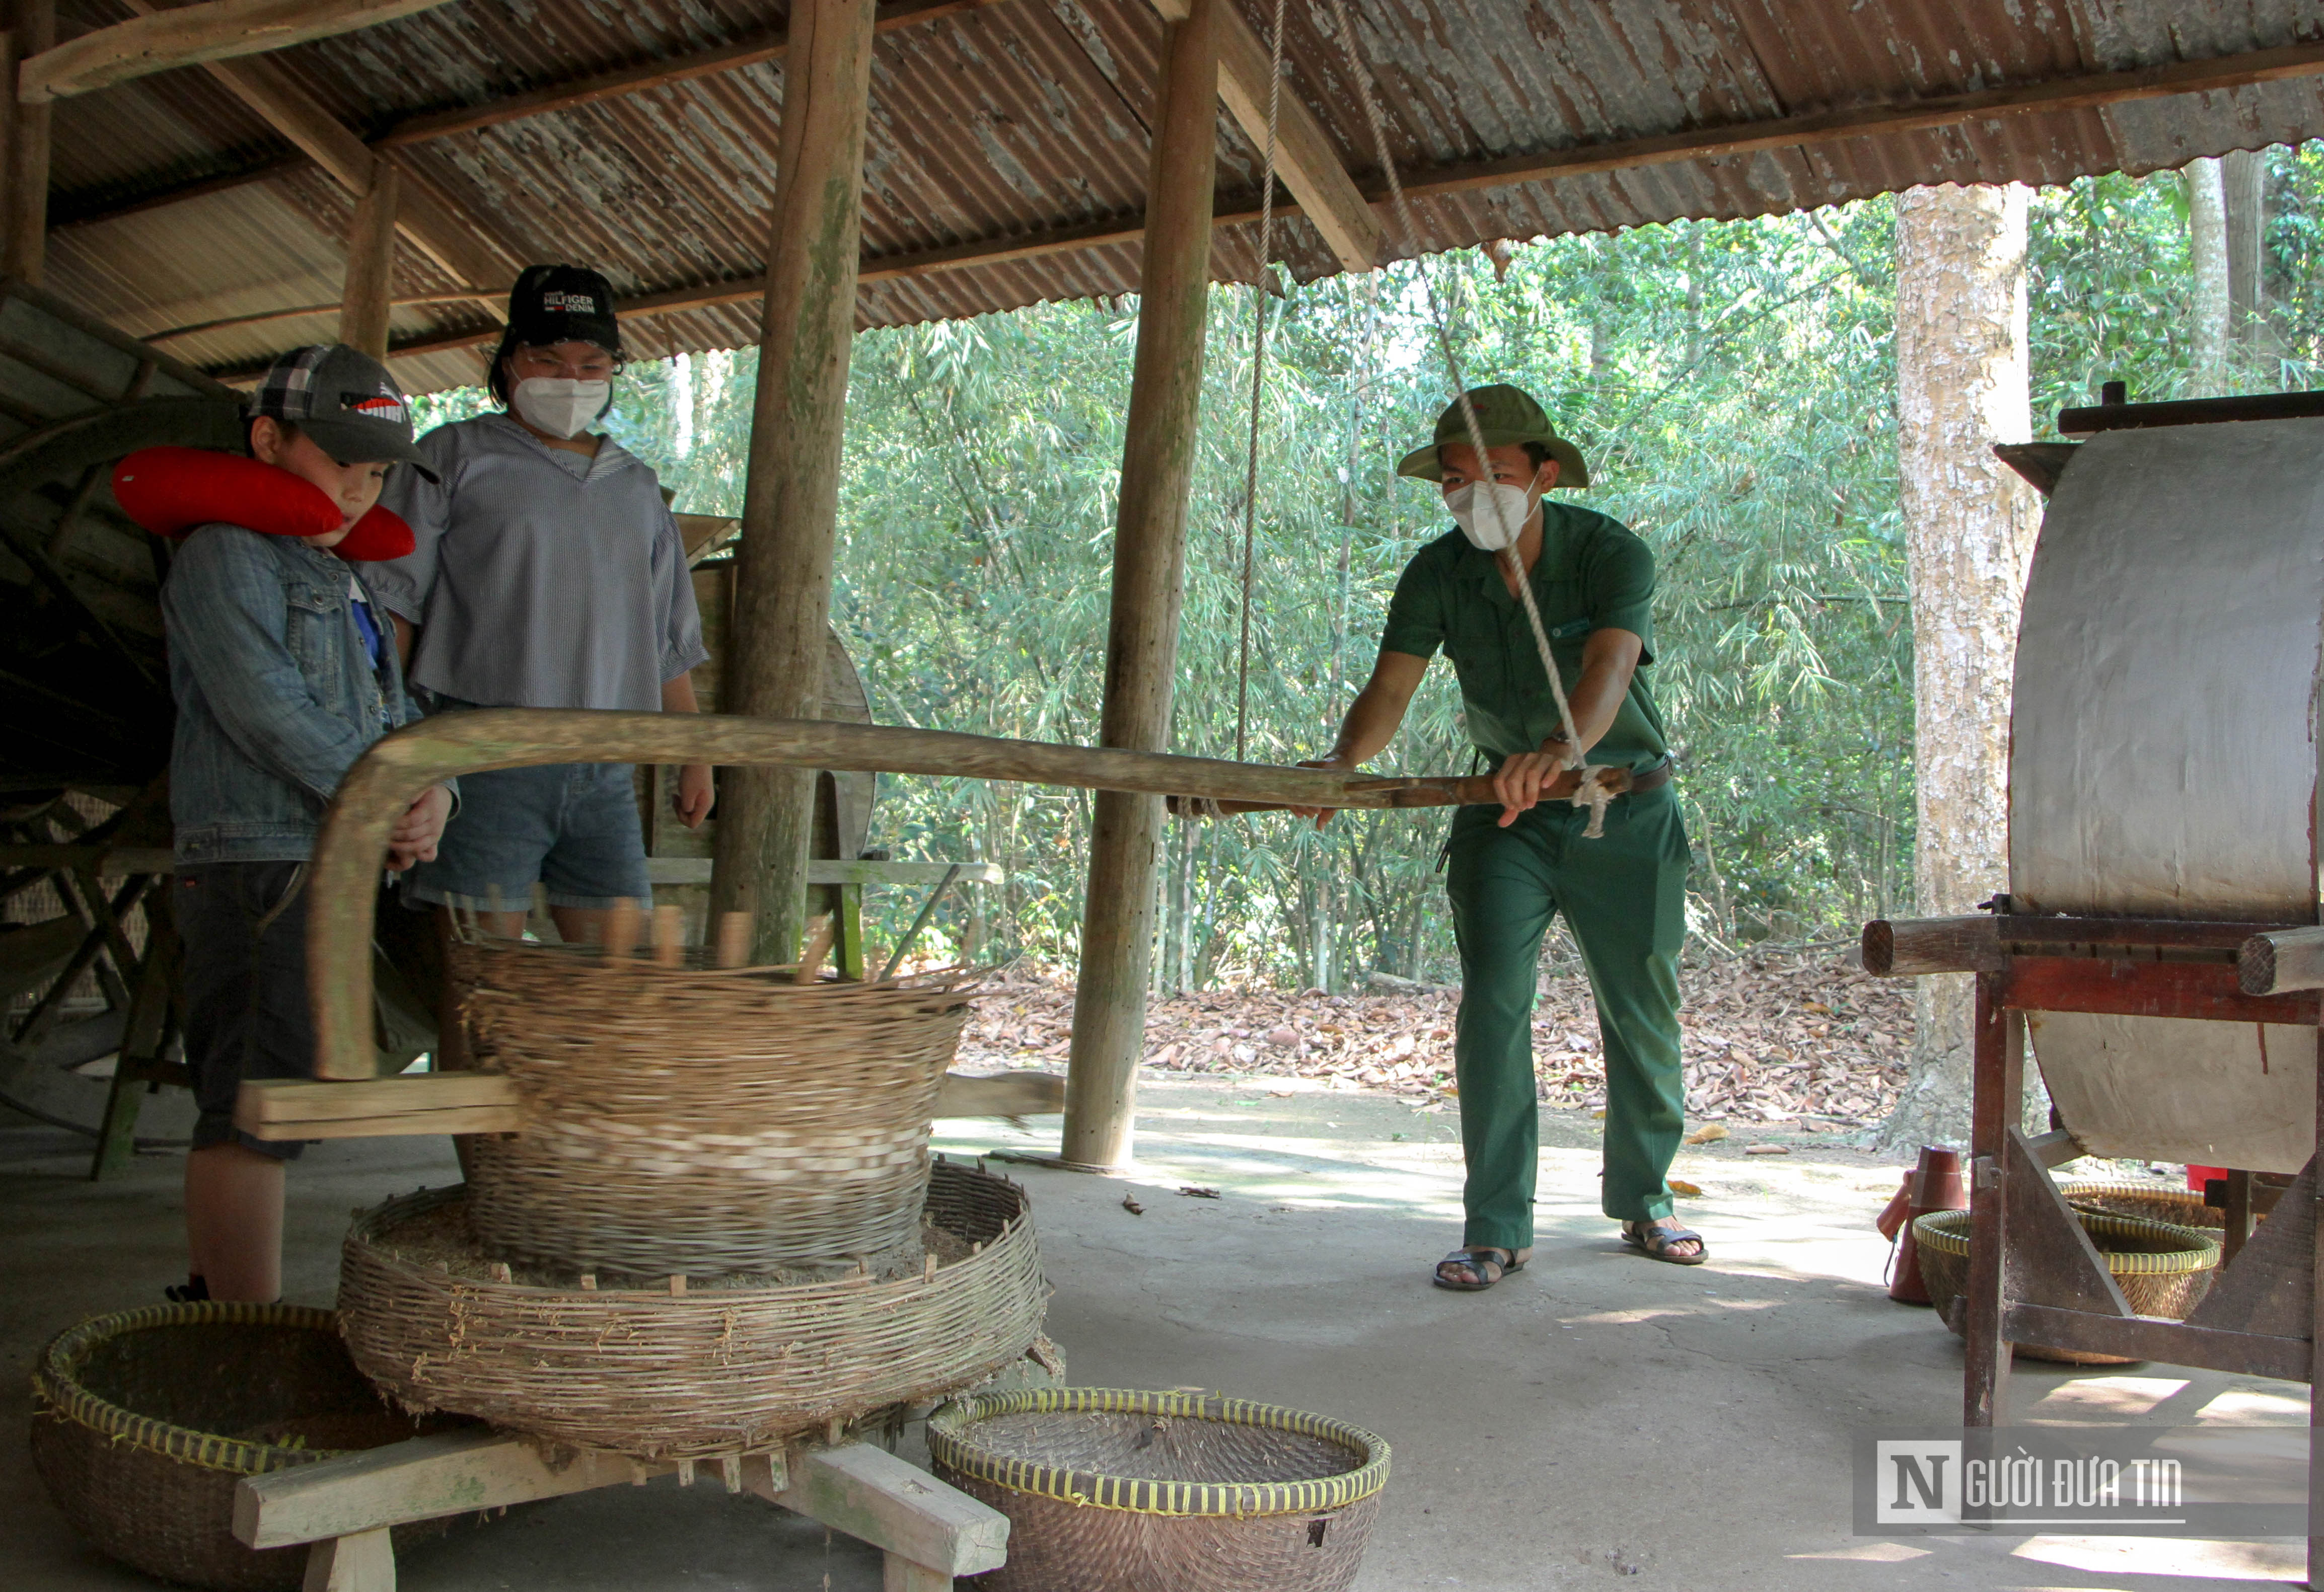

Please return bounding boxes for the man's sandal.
[1432,1246,1531,1292]
[1621,1221,1708,1265]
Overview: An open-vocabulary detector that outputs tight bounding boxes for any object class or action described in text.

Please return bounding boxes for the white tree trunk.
[1879,184,2041,1155]
[2187,156,2232,393]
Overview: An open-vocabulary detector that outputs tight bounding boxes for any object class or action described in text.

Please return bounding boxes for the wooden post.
[1057,0,1216,1171]
[5,0,54,285]
[2308,1028,2322,1590]
[338,162,399,359]
[708,0,877,966]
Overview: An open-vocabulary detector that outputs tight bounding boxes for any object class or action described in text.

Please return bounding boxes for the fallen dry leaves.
[956,951,1912,1129]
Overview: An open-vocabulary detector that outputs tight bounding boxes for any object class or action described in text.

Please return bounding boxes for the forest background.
[415,149,2324,996]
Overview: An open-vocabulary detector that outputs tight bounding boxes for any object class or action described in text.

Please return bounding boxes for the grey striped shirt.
[362,413,708,712]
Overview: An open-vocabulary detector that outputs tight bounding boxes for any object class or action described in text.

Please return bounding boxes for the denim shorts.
[403,759,652,912]
[178,861,316,1160]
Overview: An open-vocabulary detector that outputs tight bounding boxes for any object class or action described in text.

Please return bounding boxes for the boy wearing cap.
[367,264,711,946]
[1298,385,1699,1289]
[163,345,453,1303]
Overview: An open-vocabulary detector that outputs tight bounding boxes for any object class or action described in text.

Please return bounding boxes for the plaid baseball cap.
[505,263,621,352]
[245,345,438,481]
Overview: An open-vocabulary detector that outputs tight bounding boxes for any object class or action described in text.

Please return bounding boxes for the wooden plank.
[2003,1126,2134,1317]
[2189,1157,2316,1339]
[706,0,880,969]
[752,1443,1007,1577]
[2002,955,2321,1025]
[0,844,174,874]
[2242,926,2324,995]
[1206,0,1378,272]
[1992,441,2076,497]
[884,1559,951,1592]
[2000,915,2292,953]
[2020,1127,2085,1170]
[1060,0,1217,1173]
[19,0,456,104]
[1860,914,2001,976]
[304,712,1521,1079]
[2003,1303,2311,1382]
[237,1073,518,1124]
[2058,388,2324,436]
[649,858,1004,888]
[300,1526,394,1592]
[1966,975,2018,1428]
[235,1429,677,1548]
[0,913,84,1001]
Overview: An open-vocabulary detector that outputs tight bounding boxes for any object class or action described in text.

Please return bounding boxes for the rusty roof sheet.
[39,0,2324,391]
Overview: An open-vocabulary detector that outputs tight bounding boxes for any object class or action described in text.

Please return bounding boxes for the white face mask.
[512,376,610,439]
[1445,479,1537,551]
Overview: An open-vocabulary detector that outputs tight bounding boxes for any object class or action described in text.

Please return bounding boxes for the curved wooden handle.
[307,710,1492,1078]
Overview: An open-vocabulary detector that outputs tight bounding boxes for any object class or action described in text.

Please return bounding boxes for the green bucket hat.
[1393,384,1589,488]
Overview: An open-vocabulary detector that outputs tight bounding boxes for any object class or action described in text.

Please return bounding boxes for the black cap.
[245,344,439,481]
[505,264,621,352]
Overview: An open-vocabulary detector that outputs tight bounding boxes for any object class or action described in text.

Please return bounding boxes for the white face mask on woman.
[512,376,610,439]
[1445,479,1537,551]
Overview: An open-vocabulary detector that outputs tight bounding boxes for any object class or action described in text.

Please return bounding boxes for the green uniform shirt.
[1378,503,1670,772]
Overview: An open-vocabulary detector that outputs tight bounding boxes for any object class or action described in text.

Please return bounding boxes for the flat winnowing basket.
[927,1389,1390,1592]
[338,1160,1044,1461]
[451,936,975,1277]
[1916,1206,2220,1366]
[29,1304,461,1592]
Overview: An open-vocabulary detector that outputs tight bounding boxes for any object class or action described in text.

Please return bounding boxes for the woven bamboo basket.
[450,935,976,1277]
[339,1158,1044,1460]
[1915,1207,2220,1366]
[927,1389,1390,1592]
[2058,1179,2229,1230]
[28,1303,463,1591]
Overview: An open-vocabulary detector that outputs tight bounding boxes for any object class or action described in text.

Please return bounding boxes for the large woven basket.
[927,1389,1390,1592]
[340,1158,1043,1460]
[28,1304,462,1591]
[2058,1179,2228,1231]
[451,935,975,1277]
[1916,1206,2220,1366]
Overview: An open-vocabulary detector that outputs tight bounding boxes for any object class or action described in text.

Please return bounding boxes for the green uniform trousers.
[1443,781,1689,1250]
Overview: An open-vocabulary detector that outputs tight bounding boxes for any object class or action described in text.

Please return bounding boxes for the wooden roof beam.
[1147,0,1377,272]
[20,0,457,105]
[115,1,519,295]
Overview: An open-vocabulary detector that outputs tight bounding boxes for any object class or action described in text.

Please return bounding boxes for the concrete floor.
[3,1079,2310,1590]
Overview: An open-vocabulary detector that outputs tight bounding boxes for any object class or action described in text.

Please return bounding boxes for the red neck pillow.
[113,447,416,562]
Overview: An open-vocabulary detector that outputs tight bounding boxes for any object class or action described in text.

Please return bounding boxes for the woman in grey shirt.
[365,264,711,945]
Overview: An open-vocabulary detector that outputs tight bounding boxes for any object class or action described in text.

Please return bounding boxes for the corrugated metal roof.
[38,0,2324,392]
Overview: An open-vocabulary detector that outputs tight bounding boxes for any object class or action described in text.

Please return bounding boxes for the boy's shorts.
[178,861,316,1161]
[402,760,652,913]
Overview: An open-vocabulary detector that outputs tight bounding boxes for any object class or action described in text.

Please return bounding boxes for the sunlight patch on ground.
[2195,1387,2310,1427]
[1786,1541,1930,1561]
[2010,1536,2307,1581]
[2024,1377,2193,1419]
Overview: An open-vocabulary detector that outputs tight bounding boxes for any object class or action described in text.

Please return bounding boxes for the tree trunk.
[2187,156,2232,393]
[1877,183,2040,1156]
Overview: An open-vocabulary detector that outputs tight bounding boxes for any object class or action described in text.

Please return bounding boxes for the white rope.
[1231,0,1290,765]
[1319,0,1618,834]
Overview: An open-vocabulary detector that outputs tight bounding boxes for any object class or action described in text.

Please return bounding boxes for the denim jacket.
[164,523,426,865]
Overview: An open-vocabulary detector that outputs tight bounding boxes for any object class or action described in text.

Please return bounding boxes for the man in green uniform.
[1300,385,1701,1288]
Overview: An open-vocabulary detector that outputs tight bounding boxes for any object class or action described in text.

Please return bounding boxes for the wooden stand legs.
[1964,971,2022,1429]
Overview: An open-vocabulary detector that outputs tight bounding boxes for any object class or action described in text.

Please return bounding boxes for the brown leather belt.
[1626,756,1675,795]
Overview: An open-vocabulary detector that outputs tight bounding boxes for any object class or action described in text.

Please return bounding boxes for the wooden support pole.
[1965,972,2022,1429]
[1058,0,1216,1172]
[2309,1029,2322,1589]
[1859,914,2002,976]
[4,0,53,285]
[709,0,877,968]
[337,163,397,359]
[2242,925,2324,995]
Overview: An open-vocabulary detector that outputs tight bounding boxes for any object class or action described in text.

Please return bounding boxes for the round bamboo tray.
[340,1158,1044,1461]
[2058,1179,2228,1230]
[29,1303,461,1591]
[451,936,976,1277]
[927,1389,1390,1592]
[1915,1207,2220,1366]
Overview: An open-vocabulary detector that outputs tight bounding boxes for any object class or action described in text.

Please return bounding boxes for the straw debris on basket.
[449,934,979,1277]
